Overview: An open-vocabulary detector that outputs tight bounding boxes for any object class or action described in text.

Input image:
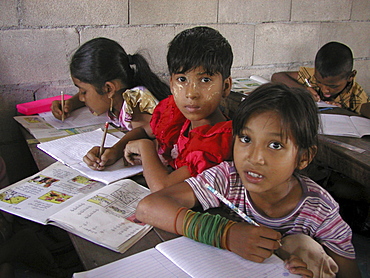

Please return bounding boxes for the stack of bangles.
[174,207,237,251]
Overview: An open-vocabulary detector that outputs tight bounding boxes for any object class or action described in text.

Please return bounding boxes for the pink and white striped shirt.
[186,161,355,259]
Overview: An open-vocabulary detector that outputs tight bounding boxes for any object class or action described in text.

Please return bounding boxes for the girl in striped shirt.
[137,83,361,278]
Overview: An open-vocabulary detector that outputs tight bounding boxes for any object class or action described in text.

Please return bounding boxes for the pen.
[205,183,283,247]
[319,107,333,111]
[304,78,312,88]
[99,122,109,159]
[61,91,65,122]
[204,183,259,226]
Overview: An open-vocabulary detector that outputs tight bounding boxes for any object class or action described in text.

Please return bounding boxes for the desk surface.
[20,127,179,270]
[19,100,370,270]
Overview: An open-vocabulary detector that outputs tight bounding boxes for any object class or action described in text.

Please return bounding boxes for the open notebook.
[37,129,143,184]
[73,236,299,278]
[319,114,370,138]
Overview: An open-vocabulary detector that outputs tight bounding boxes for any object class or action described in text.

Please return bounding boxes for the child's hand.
[124,140,146,166]
[307,88,320,102]
[51,99,73,120]
[284,255,313,278]
[324,101,341,107]
[83,146,121,170]
[227,222,282,263]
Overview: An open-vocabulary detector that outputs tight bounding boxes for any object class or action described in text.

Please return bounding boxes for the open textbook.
[319,113,370,138]
[0,162,152,253]
[231,75,269,95]
[37,129,143,184]
[73,236,299,278]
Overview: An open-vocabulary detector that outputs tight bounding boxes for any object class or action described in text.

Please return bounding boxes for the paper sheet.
[40,106,109,129]
[37,129,143,184]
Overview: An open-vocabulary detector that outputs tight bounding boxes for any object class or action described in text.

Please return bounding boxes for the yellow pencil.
[61,91,65,122]
[99,122,109,159]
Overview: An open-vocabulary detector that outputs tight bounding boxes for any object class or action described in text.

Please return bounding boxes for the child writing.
[136,83,361,278]
[51,37,171,167]
[118,26,234,191]
[272,41,370,118]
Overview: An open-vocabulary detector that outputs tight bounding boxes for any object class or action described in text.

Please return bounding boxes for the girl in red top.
[122,26,234,191]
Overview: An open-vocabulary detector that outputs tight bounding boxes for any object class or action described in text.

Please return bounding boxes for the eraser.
[16,95,72,115]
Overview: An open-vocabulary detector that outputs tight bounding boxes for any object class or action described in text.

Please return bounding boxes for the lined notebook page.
[73,248,190,278]
[156,237,299,278]
[38,129,143,184]
[40,106,109,129]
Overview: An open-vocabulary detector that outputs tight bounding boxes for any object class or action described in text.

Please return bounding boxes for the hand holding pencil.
[99,122,109,159]
[61,91,65,122]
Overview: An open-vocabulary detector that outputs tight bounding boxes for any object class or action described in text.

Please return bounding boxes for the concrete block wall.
[0,0,369,183]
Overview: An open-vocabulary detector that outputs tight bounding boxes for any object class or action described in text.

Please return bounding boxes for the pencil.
[204,183,259,226]
[61,91,65,122]
[99,122,109,159]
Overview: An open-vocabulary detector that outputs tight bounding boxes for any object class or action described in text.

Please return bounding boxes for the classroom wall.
[0,0,369,182]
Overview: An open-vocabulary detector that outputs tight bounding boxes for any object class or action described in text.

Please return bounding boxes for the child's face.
[233,111,301,195]
[72,77,110,115]
[170,67,231,128]
[313,71,353,100]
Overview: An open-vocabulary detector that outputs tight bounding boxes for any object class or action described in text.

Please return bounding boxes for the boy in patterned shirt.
[272,41,370,118]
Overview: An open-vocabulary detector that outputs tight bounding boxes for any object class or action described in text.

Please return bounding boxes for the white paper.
[319,114,370,138]
[73,237,299,278]
[0,162,104,224]
[40,106,109,129]
[49,179,152,253]
[157,237,298,278]
[73,248,190,278]
[37,129,143,184]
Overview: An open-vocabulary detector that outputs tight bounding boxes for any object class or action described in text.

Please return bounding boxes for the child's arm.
[271,72,320,101]
[83,125,152,170]
[124,139,191,191]
[50,93,85,120]
[136,182,282,263]
[271,71,300,87]
[360,102,370,118]
[324,247,361,278]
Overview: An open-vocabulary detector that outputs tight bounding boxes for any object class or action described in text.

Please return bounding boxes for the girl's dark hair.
[315,41,353,79]
[167,26,233,80]
[70,37,170,100]
[232,83,319,162]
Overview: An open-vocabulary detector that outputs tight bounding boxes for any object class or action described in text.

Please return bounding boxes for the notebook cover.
[16,95,72,115]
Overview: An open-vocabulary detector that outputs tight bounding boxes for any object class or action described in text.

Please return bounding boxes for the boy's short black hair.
[167,26,233,80]
[315,41,353,79]
[233,83,319,162]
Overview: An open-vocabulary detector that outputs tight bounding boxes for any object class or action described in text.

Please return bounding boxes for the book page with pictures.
[0,162,104,225]
[319,114,370,137]
[48,178,152,253]
[14,114,105,141]
[38,129,143,184]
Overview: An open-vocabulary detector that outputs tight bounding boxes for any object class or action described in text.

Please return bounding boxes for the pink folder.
[16,95,72,115]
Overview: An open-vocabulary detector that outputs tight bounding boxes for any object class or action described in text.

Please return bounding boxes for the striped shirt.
[186,161,355,259]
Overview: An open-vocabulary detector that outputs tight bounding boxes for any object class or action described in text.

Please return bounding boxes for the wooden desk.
[315,135,370,188]
[19,126,179,270]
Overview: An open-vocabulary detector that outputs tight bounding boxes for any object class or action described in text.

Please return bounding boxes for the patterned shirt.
[298,67,369,115]
[186,161,355,259]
